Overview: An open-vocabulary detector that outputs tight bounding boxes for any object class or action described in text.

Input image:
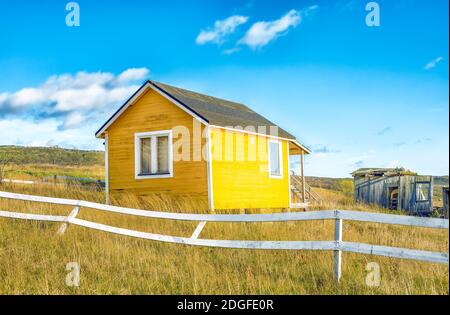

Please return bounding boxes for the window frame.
[415,182,431,202]
[134,130,173,179]
[267,139,283,179]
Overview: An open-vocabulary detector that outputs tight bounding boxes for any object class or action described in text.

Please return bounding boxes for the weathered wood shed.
[352,168,433,215]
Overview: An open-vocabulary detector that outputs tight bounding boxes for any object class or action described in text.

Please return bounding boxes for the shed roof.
[351,167,417,178]
[95,80,310,153]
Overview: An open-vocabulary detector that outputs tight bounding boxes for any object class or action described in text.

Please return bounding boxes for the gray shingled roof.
[351,167,417,177]
[150,81,296,140]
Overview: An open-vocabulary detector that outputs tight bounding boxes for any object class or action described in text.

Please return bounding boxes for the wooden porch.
[288,142,321,209]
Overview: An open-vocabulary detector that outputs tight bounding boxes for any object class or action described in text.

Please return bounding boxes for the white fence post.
[334,217,343,282]
[57,206,80,235]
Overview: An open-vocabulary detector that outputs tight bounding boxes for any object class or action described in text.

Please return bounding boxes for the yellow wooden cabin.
[95,80,311,210]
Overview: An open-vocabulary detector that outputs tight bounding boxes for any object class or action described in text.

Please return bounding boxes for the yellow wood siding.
[106,89,209,203]
[210,128,290,209]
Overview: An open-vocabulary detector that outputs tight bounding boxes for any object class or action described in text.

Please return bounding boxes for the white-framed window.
[135,130,173,179]
[268,139,283,178]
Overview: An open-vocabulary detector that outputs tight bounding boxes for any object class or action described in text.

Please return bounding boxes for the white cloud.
[239,10,300,49]
[0,118,102,150]
[424,56,444,70]
[116,67,149,84]
[10,88,47,108]
[222,47,241,55]
[61,112,86,129]
[239,6,317,50]
[196,15,249,45]
[0,68,148,130]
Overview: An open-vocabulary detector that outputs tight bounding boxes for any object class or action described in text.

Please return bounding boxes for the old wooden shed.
[352,168,433,215]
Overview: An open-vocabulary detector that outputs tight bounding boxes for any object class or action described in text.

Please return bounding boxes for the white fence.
[0,190,448,281]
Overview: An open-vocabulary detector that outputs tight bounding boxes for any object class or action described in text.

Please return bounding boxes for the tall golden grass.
[0,182,448,294]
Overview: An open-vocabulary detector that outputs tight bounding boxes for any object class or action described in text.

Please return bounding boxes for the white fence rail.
[0,191,448,281]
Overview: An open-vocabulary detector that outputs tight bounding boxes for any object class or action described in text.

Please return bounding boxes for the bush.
[335,179,354,196]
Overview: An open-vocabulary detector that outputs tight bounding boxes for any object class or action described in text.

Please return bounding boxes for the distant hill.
[433,176,449,187]
[0,145,103,166]
[305,176,350,190]
[1,146,448,188]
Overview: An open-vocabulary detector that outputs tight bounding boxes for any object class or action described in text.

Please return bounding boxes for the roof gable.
[95,80,310,153]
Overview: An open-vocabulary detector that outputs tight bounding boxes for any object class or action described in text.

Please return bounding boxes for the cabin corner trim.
[206,126,215,211]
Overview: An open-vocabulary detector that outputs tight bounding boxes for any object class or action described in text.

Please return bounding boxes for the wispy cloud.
[415,138,432,144]
[238,6,318,50]
[393,141,406,147]
[0,68,149,130]
[222,47,241,55]
[353,160,364,168]
[196,15,249,45]
[424,56,444,70]
[376,126,392,136]
[311,145,341,155]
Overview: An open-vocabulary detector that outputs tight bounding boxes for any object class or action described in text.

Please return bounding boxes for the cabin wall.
[354,175,433,214]
[210,127,290,209]
[106,89,209,206]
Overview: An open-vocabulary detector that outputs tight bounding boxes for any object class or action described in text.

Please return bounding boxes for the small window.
[135,131,173,179]
[268,140,283,178]
[416,183,430,202]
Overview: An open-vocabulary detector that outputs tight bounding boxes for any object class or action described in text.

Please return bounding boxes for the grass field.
[0,181,448,294]
[0,146,448,294]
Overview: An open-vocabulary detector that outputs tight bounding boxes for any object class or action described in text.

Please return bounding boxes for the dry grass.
[4,163,104,181]
[0,182,448,295]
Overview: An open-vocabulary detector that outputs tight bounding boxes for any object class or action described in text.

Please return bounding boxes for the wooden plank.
[337,210,448,229]
[61,217,450,264]
[191,221,207,239]
[339,241,448,264]
[1,191,449,228]
[69,217,337,250]
[57,206,80,235]
[0,210,67,222]
[0,191,80,206]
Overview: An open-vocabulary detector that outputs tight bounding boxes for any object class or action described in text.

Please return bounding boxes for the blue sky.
[0,0,448,177]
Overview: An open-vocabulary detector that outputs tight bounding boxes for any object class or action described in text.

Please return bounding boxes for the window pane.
[269,142,280,176]
[416,183,430,201]
[157,135,169,173]
[140,138,151,174]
